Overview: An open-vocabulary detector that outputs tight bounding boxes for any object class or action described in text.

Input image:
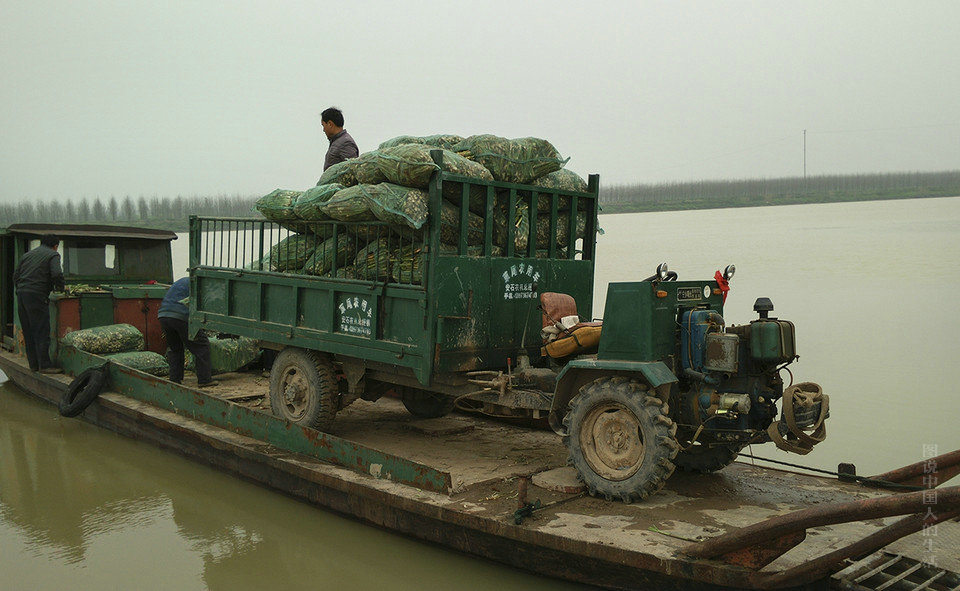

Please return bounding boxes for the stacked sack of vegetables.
[252,133,592,282]
[62,324,169,376]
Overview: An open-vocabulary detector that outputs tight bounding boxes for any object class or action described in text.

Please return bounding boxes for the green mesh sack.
[301,235,357,275]
[532,169,589,210]
[361,183,429,230]
[105,351,169,376]
[185,336,260,374]
[320,185,376,222]
[353,151,388,185]
[388,244,425,284]
[453,135,568,184]
[268,234,317,271]
[376,145,492,189]
[439,200,484,246]
[536,212,587,248]
[439,243,503,257]
[353,238,393,281]
[378,134,465,151]
[243,256,276,272]
[327,265,359,280]
[317,159,359,187]
[62,323,144,354]
[294,183,343,221]
[255,189,302,222]
[493,200,530,252]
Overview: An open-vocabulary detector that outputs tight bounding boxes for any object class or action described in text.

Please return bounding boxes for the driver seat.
[539,292,602,359]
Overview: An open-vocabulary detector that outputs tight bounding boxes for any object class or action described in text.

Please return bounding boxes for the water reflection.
[0,383,589,590]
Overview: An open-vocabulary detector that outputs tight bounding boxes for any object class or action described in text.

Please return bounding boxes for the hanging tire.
[673,443,744,473]
[563,376,679,503]
[399,387,455,419]
[269,348,338,431]
[59,367,107,418]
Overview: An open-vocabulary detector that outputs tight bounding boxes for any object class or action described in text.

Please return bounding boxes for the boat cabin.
[0,223,178,355]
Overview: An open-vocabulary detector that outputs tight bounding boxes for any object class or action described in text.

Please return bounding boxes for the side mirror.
[724,264,736,280]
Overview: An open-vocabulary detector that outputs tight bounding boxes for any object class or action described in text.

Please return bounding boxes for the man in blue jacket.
[12,234,64,373]
[158,277,217,387]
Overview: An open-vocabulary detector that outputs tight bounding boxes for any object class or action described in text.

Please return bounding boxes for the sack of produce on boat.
[352,151,389,185]
[439,200,484,246]
[104,351,169,376]
[62,323,145,354]
[267,234,317,271]
[362,183,430,230]
[353,238,393,282]
[185,336,260,375]
[320,185,377,222]
[301,235,357,275]
[377,144,492,189]
[452,135,568,184]
[255,189,302,222]
[294,183,343,221]
[378,134,465,151]
[317,159,359,187]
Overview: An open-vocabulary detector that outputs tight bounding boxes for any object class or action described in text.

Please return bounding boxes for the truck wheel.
[673,443,744,473]
[399,387,455,419]
[269,348,338,431]
[563,377,678,503]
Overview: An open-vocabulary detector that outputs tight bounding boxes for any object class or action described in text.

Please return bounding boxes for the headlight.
[657,262,669,280]
[724,264,736,280]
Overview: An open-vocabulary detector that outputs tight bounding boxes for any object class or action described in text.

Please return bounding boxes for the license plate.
[677,287,702,302]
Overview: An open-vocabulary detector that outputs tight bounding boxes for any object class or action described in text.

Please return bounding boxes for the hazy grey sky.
[2,1,958,204]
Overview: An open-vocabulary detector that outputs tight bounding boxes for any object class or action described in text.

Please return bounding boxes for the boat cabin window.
[62,240,119,277]
[122,241,172,280]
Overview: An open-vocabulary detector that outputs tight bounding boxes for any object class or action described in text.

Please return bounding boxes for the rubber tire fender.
[59,367,107,418]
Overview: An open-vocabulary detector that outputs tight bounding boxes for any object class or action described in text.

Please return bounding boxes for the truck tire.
[673,443,744,473]
[269,348,338,431]
[399,387,454,419]
[563,376,678,503]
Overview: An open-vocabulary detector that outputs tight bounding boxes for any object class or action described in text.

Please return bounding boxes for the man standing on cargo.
[158,277,217,388]
[12,234,64,373]
[321,106,359,170]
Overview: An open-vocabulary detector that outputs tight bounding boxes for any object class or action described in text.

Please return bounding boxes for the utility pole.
[803,129,807,178]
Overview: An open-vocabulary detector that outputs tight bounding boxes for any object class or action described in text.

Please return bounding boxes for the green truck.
[190,165,828,502]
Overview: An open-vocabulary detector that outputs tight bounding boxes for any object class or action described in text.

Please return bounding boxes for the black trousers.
[159,316,212,384]
[17,291,54,371]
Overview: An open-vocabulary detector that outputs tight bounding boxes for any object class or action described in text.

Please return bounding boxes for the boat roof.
[2,223,177,241]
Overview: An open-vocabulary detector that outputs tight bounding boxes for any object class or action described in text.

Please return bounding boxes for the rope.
[738,453,924,491]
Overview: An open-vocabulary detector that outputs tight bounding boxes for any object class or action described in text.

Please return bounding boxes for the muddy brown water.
[2,196,958,589]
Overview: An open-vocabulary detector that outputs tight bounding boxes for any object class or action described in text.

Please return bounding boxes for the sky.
[1,1,958,205]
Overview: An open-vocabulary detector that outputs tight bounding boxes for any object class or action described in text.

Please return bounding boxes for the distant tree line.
[601,170,960,211]
[0,194,261,227]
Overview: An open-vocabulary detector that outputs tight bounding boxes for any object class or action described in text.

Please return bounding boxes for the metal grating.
[835,552,960,591]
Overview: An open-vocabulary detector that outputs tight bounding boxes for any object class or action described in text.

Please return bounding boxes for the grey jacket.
[323,129,359,170]
[13,245,64,295]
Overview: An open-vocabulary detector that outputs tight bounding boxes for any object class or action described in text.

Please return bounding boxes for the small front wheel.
[269,348,338,431]
[563,377,678,502]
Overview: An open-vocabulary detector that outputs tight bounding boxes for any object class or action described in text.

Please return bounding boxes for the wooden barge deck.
[1,348,958,591]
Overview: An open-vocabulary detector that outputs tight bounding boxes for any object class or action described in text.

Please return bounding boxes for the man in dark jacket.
[158,277,217,387]
[321,106,359,170]
[13,234,64,373]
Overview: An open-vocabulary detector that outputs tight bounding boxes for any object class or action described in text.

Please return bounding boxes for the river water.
[2,196,959,589]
